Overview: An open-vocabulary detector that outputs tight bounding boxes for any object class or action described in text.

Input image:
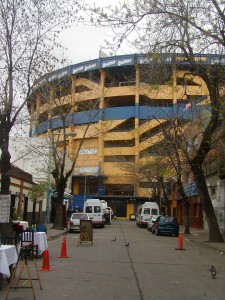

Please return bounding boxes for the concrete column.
[29,101,35,133]
[135,64,140,163]
[172,63,177,104]
[98,69,105,174]
[48,85,55,125]
[36,93,41,127]
[134,64,140,197]
[71,76,78,112]
[17,181,24,216]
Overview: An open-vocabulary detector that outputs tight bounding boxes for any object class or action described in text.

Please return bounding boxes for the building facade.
[28,53,216,220]
[0,163,34,222]
[8,137,48,223]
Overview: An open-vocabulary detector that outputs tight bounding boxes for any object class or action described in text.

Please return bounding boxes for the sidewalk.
[180,226,225,253]
[46,223,67,241]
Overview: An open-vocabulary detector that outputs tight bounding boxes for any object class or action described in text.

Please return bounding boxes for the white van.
[83,199,105,228]
[100,200,112,225]
[136,202,159,228]
[100,200,108,212]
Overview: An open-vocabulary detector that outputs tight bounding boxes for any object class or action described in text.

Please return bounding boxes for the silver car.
[69,213,90,232]
[147,215,160,232]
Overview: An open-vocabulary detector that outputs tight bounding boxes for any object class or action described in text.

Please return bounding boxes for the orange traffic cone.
[58,234,69,258]
[40,249,52,271]
[176,233,184,250]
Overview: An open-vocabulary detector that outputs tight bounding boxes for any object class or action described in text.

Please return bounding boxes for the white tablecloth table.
[21,232,48,256]
[0,245,18,277]
[19,221,29,230]
[34,232,48,255]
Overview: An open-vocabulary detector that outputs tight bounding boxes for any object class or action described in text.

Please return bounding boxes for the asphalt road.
[2,220,225,300]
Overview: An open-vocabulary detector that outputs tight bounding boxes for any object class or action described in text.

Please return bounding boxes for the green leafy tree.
[28,182,48,223]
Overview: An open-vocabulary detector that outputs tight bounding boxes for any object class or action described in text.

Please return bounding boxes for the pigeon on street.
[210,265,216,279]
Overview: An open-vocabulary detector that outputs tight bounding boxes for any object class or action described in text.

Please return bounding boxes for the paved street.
[2,220,225,300]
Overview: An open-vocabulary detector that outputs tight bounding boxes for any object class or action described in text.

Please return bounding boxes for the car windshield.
[72,214,88,220]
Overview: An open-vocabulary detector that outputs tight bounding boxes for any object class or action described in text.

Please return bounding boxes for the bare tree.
[0,0,82,233]
[86,0,225,242]
[33,74,112,229]
[87,1,225,52]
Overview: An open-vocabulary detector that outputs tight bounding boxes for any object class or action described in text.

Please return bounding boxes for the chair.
[21,229,39,259]
[2,235,19,250]
[12,223,24,241]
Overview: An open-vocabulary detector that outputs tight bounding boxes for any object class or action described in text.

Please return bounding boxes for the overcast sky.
[58,23,116,64]
[58,0,131,66]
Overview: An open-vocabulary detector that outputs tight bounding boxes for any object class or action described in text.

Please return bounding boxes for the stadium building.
[28,53,215,220]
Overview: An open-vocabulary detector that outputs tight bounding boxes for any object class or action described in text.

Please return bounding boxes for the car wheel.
[152,228,154,234]
[149,228,152,232]
[155,228,160,236]
[175,232,179,237]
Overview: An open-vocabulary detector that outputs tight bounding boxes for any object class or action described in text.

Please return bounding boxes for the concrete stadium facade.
[28,53,217,219]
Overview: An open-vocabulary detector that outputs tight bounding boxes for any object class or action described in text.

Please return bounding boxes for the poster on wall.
[0,194,10,223]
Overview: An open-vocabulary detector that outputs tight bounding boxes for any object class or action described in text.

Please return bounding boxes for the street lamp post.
[45,132,77,224]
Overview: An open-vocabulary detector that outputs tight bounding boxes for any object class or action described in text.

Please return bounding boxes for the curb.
[183,234,225,254]
[47,230,68,242]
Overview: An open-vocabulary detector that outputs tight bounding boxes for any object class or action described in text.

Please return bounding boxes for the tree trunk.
[0,148,11,194]
[176,179,190,234]
[183,201,190,234]
[32,202,36,221]
[0,134,13,235]
[192,165,224,243]
[184,69,224,242]
[53,202,64,230]
[38,201,43,223]
[52,180,66,230]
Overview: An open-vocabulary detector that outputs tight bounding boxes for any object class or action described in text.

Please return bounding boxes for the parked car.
[84,199,105,228]
[69,213,90,232]
[147,215,160,232]
[152,216,179,237]
[136,202,159,227]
